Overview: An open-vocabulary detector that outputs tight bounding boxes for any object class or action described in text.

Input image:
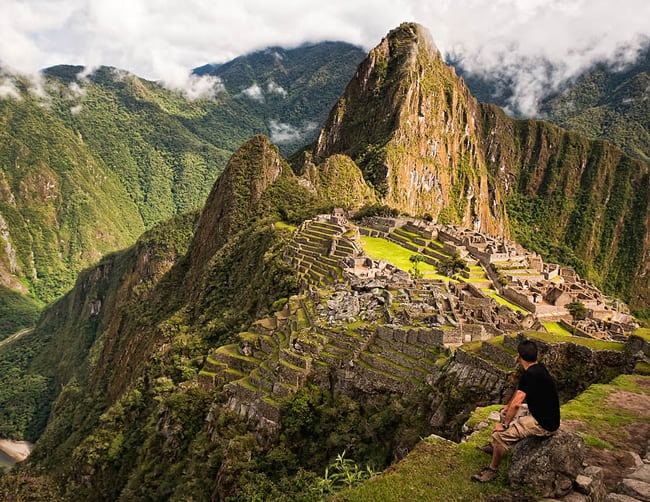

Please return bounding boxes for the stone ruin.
[199,210,643,439]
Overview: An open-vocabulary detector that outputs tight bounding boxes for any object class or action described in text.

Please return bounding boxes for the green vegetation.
[1,22,649,502]
[438,252,469,278]
[0,42,363,306]
[352,203,400,220]
[316,450,379,496]
[522,330,625,352]
[540,47,650,165]
[635,327,650,341]
[457,45,650,165]
[0,329,51,440]
[360,236,448,280]
[0,287,43,339]
[341,373,650,500]
[486,291,528,313]
[565,301,588,322]
[408,253,425,279]
[197,41,366,156]
[543,322,573,336]
[335,435,510,501]
[561,375,650,450]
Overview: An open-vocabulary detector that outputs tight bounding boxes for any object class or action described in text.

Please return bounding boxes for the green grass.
[522,331,625,351]
[634,361,650,375]
[216,344,262,362]
[0,286,44,339]
[274,221,297,231]
[334,434,510,501]
[237,331,262,343]
[561,374,650,450]
[543,322,573,336]
[487,293,528,313]
[634,328,650,341]
[394,228,424,239]
[339,375,650,500]
[360,236,449,280]
[465,277,490,283]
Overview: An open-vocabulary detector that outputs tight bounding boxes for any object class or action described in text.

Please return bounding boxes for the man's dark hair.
[517,339,538,362]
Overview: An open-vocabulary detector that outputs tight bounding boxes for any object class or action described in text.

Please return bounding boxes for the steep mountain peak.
[187,135,284,279]
[313,22,506,234]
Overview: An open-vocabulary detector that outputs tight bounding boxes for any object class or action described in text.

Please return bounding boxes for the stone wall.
[480,341,517,368]
[500,286,536,312]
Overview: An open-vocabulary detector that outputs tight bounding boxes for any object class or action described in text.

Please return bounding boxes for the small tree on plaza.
[409,254,425,279]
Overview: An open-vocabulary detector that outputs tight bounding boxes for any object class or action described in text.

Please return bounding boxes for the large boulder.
[509,429,585,498]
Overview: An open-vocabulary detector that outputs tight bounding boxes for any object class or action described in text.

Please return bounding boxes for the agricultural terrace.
[359,235,452,281]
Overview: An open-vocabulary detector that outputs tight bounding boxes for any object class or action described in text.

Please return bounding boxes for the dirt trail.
[0,328,34,350]
[0,440,33,462]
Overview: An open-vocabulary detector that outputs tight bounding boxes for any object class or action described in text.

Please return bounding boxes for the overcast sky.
[1,0,649,114]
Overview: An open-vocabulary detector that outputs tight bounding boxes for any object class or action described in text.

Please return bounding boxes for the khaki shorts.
[492,415,555,450]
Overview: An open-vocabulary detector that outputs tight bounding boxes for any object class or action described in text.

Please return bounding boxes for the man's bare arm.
[496,390,526,431]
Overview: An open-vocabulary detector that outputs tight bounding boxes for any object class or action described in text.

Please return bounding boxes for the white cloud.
[163,73,225,100]
[267,81,287,97]
[0,79,21,100]
[109,68,131,82]
[27,73,49,101]
[241,83,264,102]
[431,1,650,115]
[269,120,318,144]
[0,1,647,115]
[68,81,85,98]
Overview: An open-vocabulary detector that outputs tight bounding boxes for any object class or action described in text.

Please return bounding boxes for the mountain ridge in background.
[451,43,650,165]
[0,42,365,324]
[0,21,648,500]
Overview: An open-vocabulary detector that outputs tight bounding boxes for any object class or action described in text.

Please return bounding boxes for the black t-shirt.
[518,363,560,432]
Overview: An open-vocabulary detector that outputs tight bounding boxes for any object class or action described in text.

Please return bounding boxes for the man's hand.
[493,422,506,432]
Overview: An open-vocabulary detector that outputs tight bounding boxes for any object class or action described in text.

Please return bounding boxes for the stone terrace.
[360,217,636,339]
[284,218,360,288]
[198,214,639,432]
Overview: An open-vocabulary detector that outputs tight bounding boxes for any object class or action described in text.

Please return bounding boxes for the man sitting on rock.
[472,339,561,483]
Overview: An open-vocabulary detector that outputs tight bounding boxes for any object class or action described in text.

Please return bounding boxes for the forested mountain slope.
[0,42,364,319]
[453,44,650,165]
[0,23,649,500]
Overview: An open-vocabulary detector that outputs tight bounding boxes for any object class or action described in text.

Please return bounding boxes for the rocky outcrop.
[311,22,649,309]
[509,430,585,498]
[187,135,284,283]
[313,23,507,235]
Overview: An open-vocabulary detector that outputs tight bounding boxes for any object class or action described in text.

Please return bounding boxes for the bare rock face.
[313,22,507,235]
[509,429,585,498]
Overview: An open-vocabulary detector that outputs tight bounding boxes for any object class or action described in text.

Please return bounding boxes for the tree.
[438,252,468,278]
[565,301,588,323]
[409,254,425,279]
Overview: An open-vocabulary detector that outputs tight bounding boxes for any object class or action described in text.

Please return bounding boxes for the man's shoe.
[476,443,493,455]
[471,466,498,482]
